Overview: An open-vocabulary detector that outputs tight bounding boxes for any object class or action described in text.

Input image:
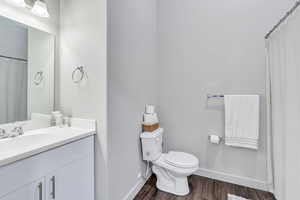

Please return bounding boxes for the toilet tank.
[140,128,163,161]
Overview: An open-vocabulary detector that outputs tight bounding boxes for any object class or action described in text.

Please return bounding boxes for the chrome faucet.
[0,124,25,140]
[0,128,8,139]
[11,126,24,137]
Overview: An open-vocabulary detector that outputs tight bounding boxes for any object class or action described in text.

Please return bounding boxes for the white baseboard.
[122,176,151,200]
[194,168,269,191]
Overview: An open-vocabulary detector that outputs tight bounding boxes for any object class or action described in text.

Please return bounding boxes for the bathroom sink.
[0,126,95,167]
[0,134,53,153]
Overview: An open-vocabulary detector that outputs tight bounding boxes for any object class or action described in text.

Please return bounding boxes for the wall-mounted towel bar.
[207,94,224,100]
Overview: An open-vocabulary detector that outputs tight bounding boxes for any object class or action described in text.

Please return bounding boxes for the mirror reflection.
[0,16,54,125]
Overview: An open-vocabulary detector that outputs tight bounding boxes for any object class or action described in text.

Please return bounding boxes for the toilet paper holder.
[208,135,223,144]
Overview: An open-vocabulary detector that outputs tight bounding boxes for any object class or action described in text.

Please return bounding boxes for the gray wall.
[59,0,107,199]
[107,0,158,199]
[157,0,295,184]
[107,0,298,197]
[28,28,54,118]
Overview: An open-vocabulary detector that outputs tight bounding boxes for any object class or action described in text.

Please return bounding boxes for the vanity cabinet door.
[46,156,94,200]
[0,178,45,200]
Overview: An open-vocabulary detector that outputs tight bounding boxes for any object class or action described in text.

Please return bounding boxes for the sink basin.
[0,126,95,167]
[0,134,55,154]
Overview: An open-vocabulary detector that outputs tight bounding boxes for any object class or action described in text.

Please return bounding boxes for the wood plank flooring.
[134,175,276,200]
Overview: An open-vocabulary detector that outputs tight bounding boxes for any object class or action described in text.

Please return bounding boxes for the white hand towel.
[225,95,260,149]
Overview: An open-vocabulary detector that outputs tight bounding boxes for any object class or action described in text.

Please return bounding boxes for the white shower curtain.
[0,57,27,124]
[266,8,300,200]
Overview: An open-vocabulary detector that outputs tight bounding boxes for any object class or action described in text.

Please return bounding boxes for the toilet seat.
[164,151,198,169]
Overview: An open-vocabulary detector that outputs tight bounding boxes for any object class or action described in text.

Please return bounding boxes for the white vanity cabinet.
[44,156,94,200]
[0,136,94,200]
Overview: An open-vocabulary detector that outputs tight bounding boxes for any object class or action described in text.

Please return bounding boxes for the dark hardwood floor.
[134,175,275,200]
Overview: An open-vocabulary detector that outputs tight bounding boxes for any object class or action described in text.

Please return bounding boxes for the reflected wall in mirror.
[0,16,54,125]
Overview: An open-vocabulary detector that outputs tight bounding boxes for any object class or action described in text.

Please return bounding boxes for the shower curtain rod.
[265,0,300,39]
[0,54,27,62]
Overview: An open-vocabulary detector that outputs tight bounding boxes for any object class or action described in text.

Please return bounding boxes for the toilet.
[140,128,199,196]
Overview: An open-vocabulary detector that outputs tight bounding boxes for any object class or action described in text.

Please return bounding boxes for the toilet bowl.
[152,152,199,195]
[140,128,199,196]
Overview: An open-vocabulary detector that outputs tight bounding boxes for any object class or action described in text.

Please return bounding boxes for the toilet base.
[152,165,190,196]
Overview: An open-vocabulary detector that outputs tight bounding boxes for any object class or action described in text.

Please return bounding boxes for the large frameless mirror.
[0,15,54,125]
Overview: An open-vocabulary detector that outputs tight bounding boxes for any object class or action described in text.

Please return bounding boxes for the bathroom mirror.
[0,16,54,125]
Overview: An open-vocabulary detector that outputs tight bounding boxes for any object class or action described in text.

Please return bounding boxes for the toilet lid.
[165,151,198,169]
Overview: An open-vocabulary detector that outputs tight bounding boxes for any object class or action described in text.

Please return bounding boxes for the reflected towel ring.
[34,71,44,86]
[72,66,87,83]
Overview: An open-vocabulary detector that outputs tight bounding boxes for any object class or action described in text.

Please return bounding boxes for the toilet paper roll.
[145,105,155,114]
[143,113,159,124]
[209,135,221,144]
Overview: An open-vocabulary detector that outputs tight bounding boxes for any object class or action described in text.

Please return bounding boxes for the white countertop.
[0,126,96,167]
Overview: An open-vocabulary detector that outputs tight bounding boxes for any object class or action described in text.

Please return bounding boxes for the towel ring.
[72,66,87,83]
[34,71,44,86]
